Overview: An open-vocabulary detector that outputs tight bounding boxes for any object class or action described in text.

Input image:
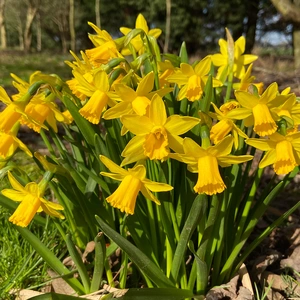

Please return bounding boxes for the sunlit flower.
[72,70,116,124]
[20,95,67,133]
[0,86,26,132]
[209,102,248,148]
[212,30,258,79]
[246,131,300,175]
[2,172,64,227]
[120,94,199,165]
[120,14,162,55]
[226,82,282,136]
[100,155,173,214]
[233,63,263,93]
[0,129,32,160]
[169,136,253,195]
[103,72,171,120]
[167,56,222,102]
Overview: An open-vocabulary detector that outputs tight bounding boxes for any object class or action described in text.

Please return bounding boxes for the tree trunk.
[245,0,259,53]
[163,0,171,53]
[36,11,41,52]
[24,2,38,52]
[0,0,7,49]
[69,0,75,52]
[270,0,300,68]
[95,0,100,28]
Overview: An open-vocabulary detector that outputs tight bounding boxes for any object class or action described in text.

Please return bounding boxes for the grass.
[0,51,73,88]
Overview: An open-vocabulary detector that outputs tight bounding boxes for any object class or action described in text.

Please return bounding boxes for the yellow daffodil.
[20,94,67,133]
[246,131,300,175]
[73,70,116,124]
[0,86,26,132]
[158,60,176,87]
[226,82,282,137]
[233,63,263,94]
[120,14,162,55]
[100,155,173,214]
[167,56,222,102]
[0,129,32,160]
[103,72,171,120]
[169,136,253,195]
[120,94,199,166]
[209,102,248,148]
[2,171,64,227]
[85,22,121,67]
[212,32,258,79]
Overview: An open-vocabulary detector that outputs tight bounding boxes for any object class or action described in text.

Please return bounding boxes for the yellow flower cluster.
[1,13,300,225]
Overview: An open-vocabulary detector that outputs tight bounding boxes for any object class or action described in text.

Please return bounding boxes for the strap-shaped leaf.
[95,215,175,288]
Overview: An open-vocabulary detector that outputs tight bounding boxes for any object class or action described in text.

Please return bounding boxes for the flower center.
[143,126,169,161]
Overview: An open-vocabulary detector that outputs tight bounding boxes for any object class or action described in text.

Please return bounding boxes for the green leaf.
[16,227,85,295]
[29,293,83,299]
[120,287,195,300]
[95,215,175,288]
[62,95,95,147]
[179,41,188,64]
[171,194,207,282]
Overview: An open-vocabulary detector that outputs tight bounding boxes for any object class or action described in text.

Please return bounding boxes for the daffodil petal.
[149,94,167,125]
[217,155,253,166]
[183,138,206,157]
[246,138,275,151]
[226,107,252,120]
[100,172,125,181]
[143,178,173,192]
[136,72,154,96]
[259,82,278,104]
[209,136,233,157]
[148,28,162,38]
[100,155,128,175]
[234,90,258,109]
[103,102,132,120]
[140,185,161,204]
[164,115,199,135]
[7,172,26,192]
[115,84,137,101]
[194,56,211,75]
[121,115,152,135]
[94,71,109,92]
[259,149,276,169]
[1,189,25,202]
[136,14,149,32]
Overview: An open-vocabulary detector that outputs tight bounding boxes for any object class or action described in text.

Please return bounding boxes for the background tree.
[0,0,7,49]
[270,0,300,68]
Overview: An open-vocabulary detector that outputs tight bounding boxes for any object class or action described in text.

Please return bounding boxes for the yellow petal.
[7,171,26,192]
[209,135,233,157]
[140,185,161,204]
[106,174,142,214]
[246,138,275,151]
[259,149,276,169]
[100,155,128,176]
[136,72,154,96]
[121,115,152,135]
[149,94,167,125]
[136,14,149,32]
[183,138,207,157]
[142,178,173,192]
[1,189,24,202]
[194,56,211,76]
[148,28,162,38]
[234,90,258,109]
[94,71,110,92]
[194,155,226,195]
[165,115,199,135]
[9,194,41,227]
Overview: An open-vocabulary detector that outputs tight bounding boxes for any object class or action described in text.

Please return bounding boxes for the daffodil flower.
[212,34,258,79]
[0,86,26,132]
[2,172,64,227]
[85,22,121,67]
[73,70,116,124]
[226,82,283,137]
[20,95,67,133]
[209,102,248,148]
[0,129,32,160]
[120,94,200,166]
[120,14,162,55]
[233,64,263,94]
[169,136,253,195]
[100,155,173,214]
[103,72,171,120]
[246,131,300,175]
[167,56,222,102]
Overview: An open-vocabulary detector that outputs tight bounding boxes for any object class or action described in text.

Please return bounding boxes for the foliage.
[0,13,300,299]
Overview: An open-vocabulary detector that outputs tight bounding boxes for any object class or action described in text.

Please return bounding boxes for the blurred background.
[0,0,299,92]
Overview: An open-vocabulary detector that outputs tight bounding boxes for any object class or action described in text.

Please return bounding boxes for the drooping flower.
[2,172,64,227]
[120,14,162,55]
[167,56,222,102]
[233,63,263,94]
[246,131,300,175]
[212,30,258,79]
[0,129,32,160]
[99,155,173,214]
[73,70,116,124]
[169,136,253,195]
[209,102,248,148]
[226,82,283,136]
[120,94,199,165]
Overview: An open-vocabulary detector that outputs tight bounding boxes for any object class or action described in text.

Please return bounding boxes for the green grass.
[0,51,73,88]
